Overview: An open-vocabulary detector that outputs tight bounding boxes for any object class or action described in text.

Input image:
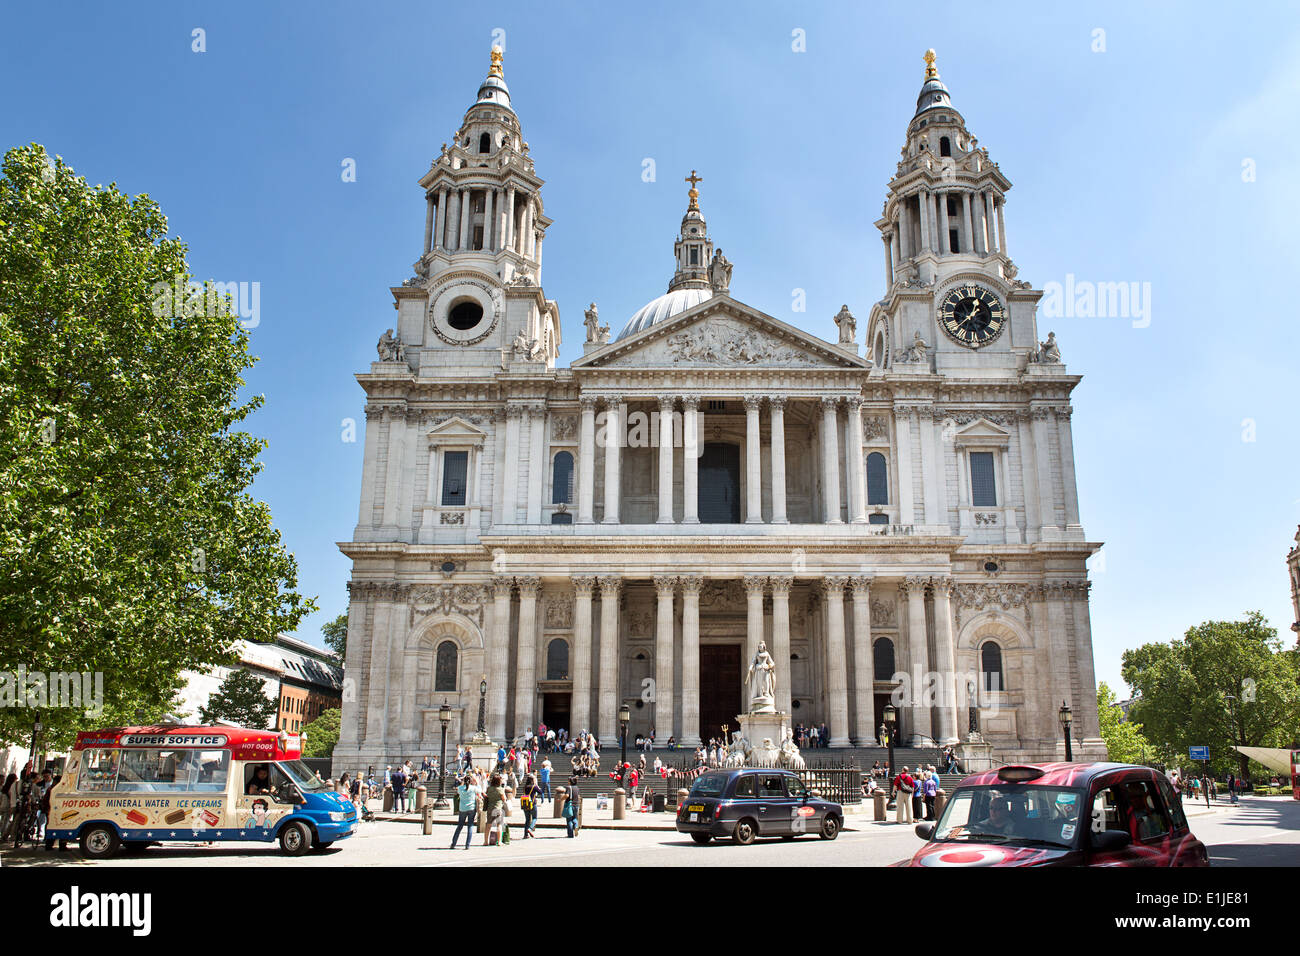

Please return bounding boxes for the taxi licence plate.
[688,804,704,812]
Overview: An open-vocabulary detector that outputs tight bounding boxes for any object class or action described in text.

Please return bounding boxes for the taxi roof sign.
[995,765,1047,783]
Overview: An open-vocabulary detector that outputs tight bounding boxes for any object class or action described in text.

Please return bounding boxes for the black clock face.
[938,285,1006,347]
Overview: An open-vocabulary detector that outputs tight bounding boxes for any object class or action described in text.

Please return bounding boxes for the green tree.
[1121,612,1300,778]
[1097,681,1152,765]
[199,669,278,729]
[302,707,341,758]
[0,144,314,748]
[321,613,348,660]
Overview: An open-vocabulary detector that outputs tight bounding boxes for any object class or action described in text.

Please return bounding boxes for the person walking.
[539,757,553,802]
[520,774,542,838]
[483,774,506,845]
[391,764,408,813]
[893,766,916,824]
[450,776,477,849]
[922,770,938,821]
[562,774,581,838]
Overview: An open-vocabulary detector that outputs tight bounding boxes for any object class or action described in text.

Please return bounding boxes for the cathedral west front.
[334,47,1106,770]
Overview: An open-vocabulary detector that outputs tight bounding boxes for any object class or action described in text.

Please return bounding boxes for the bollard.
[873,790,887,821]
[935,791,947,819]
[554,787,567,819]
[422,804,433,835]
[415,785,427,811]
[383,786,394,813]
[612,788,626,820]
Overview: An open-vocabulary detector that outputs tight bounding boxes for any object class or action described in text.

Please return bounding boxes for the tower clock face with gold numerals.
[938,284,1006,348]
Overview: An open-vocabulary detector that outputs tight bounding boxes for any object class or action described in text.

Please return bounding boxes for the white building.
[335,48,1105,769]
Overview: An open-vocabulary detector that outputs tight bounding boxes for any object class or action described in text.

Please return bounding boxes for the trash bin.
[612,788,626,820]
[653,792,666,813]
[415,785,427,811]
[554,787,567,818]
[873,790,887,821]
[383,786,394,813]
[935,791,948,819]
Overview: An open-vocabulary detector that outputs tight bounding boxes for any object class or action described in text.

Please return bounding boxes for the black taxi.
[675,769,843,845]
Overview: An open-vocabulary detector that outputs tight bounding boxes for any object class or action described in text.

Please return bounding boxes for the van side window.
[77,748,120,791]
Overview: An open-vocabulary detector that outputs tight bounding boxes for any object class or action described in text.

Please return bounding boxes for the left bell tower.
[391,46,560,373]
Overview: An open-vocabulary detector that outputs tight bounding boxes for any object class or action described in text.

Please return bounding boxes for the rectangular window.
[114,748,229,792]
[689,247,698,265]
[970,451,997,507]
[77,749,120,792]
[441,450,468,505]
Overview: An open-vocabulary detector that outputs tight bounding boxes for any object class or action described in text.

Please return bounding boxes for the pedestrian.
[893,766,916,824]
[450,776,477,849]
[520,774,542,838]
[0,772,15,840]
[483,774,506,845]
[539,757,553,801]
[391,764,408,813]
[923,770,938,821]
[563,774,581,837]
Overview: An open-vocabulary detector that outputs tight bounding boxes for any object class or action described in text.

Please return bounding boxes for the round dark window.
[441,560,457,573]
[984,561,1000,573]
[448,300,484,330]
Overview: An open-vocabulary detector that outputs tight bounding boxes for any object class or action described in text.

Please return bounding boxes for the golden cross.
[685,170,702,189]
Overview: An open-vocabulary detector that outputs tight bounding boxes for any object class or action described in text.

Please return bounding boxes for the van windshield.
[277,759,327,792]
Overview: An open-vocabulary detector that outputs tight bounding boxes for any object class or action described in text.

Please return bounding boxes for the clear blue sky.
[3,1,1296,697]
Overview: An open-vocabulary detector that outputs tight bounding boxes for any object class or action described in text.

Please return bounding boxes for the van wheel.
[691,833,712,845]
[279,821,312,856]
[80,824,121,859]
[820,815,840,840]
[733,819,756,845]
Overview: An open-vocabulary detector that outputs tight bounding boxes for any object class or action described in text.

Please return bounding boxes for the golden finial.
[923,48,938,80]
[685,169,702,210]
[489,46,504,78]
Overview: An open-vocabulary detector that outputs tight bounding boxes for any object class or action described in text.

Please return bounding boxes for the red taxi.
[900,763,1209,867]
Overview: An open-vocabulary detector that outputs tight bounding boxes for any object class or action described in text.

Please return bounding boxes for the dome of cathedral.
[617,286,711,340]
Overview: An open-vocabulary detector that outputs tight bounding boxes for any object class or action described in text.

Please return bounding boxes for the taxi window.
[784,776,807,799]
[77,749,120,792]
[734,776,756,797]
[690,773,728,797]
[1158,776,1187,830]
[757,776,785,799]
[1092,779,1170,842]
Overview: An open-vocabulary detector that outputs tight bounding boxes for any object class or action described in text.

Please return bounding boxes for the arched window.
[435,640,458,692]
[939,135,951,157]
[478,132,491,153]
[867,452,888,505]
[546,639,569,680]
[980,641,1004,692]
[552,451,574,504]
[873,638,895,679]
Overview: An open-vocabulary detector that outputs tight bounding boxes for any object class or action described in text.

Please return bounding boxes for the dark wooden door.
[542,693,570,735]
[699,644,743,743]
[698,442,740,523]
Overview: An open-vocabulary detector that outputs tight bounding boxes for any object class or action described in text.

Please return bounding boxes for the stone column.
[917,189,931,253]
[891,231,901,275]
[597,576,622,741]
[433,187,448,252]
[501,405,522,523]
[1031,407,1059,538]
[973,190,988,254]
[654,575,676,739]
[821,397,842,523]
[1071,582,1100,739]
[570,576,596,734]
[1056,407,1082,533]
[846,396,867,523]
[894,404,915,525]
[849,576,876,744]
[577,396,596,524]
[525,404,545,524]
[902,576,933,745]
[937,190,950,255]
[882,234,893,287]
[961,192,974,255]
[362,588,393,752]
[996,197,1007,256]
[679,575,702,747]
[602,396,623,524]
[513,576,541,736]
[898,206,911,259]
[744,395,763,522]
[505,186,516,252]
[824,576,851,747]
[489,576,513,741]
[917,405,939,526]
[423,194,434,254]
[744,576,766,669]
[459,188,472,251]
[769,397,788,524]
[380,407,407,532]
[931,577,958,744]
[984,191,998,255]
[682,396,700,524]
[770,576,793,715]
[355,407,383,533]
[482,188,494,251]
[657,395,675,523]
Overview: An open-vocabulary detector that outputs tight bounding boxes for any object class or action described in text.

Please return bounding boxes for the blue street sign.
[1189,746,1210,761]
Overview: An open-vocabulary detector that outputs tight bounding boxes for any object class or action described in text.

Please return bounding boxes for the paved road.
[4,797,1293,867]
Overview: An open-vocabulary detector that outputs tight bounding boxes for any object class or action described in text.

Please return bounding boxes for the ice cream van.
[46,725,358,858]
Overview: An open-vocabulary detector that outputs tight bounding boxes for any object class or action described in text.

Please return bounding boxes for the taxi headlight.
[329,811,349,821]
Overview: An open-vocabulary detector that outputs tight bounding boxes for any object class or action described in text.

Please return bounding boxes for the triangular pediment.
[954,418,1011,445]
[427,417,486,446]
[572,295,869,370]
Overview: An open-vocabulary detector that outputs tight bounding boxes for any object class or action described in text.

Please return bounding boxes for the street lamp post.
[619,703,630,768]
[1059,701,1074,762]
[884,703,897,804]
[434,701,451,809]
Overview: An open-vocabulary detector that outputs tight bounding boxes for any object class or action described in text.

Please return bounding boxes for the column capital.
[742,575,768,596]
[743,394,763,412]
[820,395,841,412]
[597,575,623,596]
[845,395,865,411]
[928,575,953,596]
[505,404,525,422]
[823,575,849,593]
[571,574,598,596]
[679,574,704,595]
[849,574,875,596]
[515,575,542,597]
[900,575,929,595]
[769,574,793,596]
[653,574,678,593]
[491,575,514,598]
[579,394,599,411]
[1054,405,1074,421]
[681,395,701,411]
[768,395,788,411]
[657,395,677,412]
[603,394,624,408]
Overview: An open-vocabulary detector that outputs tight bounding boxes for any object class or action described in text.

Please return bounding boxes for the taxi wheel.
[733,819,756,845]
[690,833,712,845]
[80,824,121,859]
[819,815,840,840]
[279,821,312,856]
[311,841,334,851]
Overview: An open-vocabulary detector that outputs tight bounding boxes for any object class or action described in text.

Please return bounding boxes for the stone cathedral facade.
[333,48,1106,770]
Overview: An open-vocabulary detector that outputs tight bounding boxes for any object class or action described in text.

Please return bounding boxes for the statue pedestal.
[737,711,791,761]
[955,734,995,773]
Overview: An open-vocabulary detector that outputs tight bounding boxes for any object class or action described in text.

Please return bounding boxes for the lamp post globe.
[434,700,451,809]
[1059,701,1074,762]
[618,703,631,767]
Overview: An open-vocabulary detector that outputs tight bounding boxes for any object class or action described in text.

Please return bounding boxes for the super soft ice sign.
[120,734,228,748]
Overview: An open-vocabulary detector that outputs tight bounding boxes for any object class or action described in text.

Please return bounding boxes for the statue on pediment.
[377,328,404,362]
[708,249,732,294]
[834,304,856,345]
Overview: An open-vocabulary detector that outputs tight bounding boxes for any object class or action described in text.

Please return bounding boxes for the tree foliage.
[1121,612,1300,776]
[1097,681,1152,765]
[0,144,314,748]
[301,707,341,758]
[198,669,278,729]
[321,613,348,660]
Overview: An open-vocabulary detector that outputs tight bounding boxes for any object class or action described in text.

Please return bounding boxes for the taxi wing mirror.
[915,822,936,841]
[1090,829,1130,852]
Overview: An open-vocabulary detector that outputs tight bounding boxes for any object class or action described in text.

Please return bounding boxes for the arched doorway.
[698,442,740,523]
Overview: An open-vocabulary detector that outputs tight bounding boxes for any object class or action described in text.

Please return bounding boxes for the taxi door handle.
[758,805,767,811]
